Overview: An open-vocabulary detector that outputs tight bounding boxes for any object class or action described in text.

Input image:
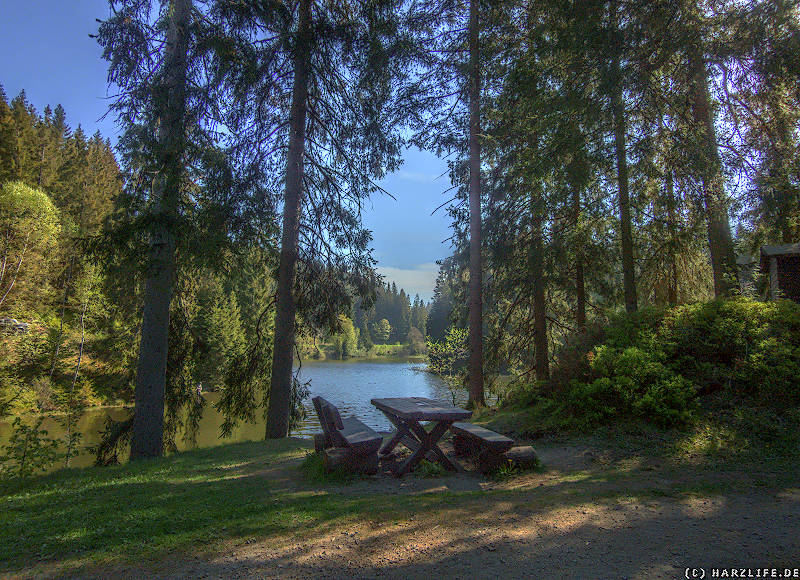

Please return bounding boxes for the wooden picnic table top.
[370,397,472,422]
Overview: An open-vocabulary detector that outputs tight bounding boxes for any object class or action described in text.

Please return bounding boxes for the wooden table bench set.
[312,395,536,476]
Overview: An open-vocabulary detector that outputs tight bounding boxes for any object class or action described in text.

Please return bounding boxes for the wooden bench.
[312,396,382,474]
[450,422,517,473]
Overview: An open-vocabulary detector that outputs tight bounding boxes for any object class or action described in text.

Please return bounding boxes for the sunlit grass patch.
[298,451,365,484]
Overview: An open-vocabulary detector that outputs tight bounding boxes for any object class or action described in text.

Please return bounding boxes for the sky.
[0,1,453,302]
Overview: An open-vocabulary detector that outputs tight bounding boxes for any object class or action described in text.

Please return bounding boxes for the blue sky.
[0,1,452,302]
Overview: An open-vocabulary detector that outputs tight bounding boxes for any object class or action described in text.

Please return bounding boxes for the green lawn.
[0,438,460,576]
[2,427,798,577]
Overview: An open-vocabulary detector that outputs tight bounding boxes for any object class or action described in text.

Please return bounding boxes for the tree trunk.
[0,230,31,310]
[65,298,87,467]
[573,186,586,328]
[467,0,484,407]
[665,170,679,305]
[567,149,587,329]
[530,191,549,382]
[610,49,637,313]
[266,0,312,439]
[129,0,191,460]
[687,42,737,297]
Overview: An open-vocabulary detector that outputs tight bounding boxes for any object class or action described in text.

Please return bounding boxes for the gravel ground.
[87,443,800,580]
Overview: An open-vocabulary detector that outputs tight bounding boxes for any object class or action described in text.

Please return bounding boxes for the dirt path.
[109,444,800,580]
[162,490,798,580]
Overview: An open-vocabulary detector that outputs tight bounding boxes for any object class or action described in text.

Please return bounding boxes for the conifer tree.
[680,2,737,296]
[0,86,14,183]
[97,0,194,459]
[216,0,413,438]
[408,0,494,406]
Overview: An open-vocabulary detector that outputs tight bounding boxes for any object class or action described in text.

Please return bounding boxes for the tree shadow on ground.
[140,487,800,579]
[4,436,799,579]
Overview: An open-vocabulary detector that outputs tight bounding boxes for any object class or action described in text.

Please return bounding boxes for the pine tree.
[9,92,39,185]
[607,0,637,313]
[0,86,15,183]
[680,2,737,296]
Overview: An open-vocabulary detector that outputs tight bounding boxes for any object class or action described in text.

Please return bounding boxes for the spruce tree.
[97,0,194,459]
[216,0,414,438]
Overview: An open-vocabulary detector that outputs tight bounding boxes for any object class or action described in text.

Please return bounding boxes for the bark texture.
[266,0,312,439]
[687,42,737,297]
[467,0,485,407]
[568,155,587,329]
[610,50,637,314]
[530,193,549,382]
[665,171,679,305]
[130,0,191,460]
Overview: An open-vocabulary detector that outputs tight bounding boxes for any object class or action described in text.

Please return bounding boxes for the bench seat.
[339,416,382,454]
[312,396,382,475]
[450,422,514,453]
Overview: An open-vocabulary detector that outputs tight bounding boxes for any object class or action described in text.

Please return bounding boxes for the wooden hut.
[760,244,800,302]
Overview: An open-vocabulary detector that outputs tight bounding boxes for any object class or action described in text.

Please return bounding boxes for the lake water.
[0,357,463,470]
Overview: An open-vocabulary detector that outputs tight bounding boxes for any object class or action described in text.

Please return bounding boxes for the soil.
[89,441,800,580]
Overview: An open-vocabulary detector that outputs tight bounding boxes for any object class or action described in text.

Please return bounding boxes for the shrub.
[512,297,800,432]
[564,346,696,429]
[0,417,60,478]
[659,298,800,403]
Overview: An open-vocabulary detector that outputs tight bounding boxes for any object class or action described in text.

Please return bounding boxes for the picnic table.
[371,397,472,476]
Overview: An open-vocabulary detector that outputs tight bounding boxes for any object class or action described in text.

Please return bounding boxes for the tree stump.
[313,433,327,454]
[323,448,378,475]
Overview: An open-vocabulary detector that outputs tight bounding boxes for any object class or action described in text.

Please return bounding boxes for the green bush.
[565,346,696,429]
[659,298,800,403]
[0,417,60,478]
[512,297,800,432]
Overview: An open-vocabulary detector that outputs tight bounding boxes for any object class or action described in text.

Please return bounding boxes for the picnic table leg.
[396,420,452,476]
[378,412,412,456]
[407,420,461,472]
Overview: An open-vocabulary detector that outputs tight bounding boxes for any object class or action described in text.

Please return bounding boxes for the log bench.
[312,396,382,475]
[450,422,537,473]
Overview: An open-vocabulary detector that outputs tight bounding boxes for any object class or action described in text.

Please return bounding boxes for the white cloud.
[376,262,439,302]
[395,170,440,183]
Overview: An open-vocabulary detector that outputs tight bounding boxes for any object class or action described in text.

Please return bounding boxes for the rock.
[503,446,539,470]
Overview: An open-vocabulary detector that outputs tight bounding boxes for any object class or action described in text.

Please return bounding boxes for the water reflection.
[0,358,464,470]
[295,358,463,436]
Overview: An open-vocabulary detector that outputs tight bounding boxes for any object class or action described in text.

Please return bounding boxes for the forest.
[0,85,429,460]
[2,0,800,576]
[0,0,798,473]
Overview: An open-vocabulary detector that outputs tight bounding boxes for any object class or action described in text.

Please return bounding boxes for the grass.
[369,343,412,357]
[299,451,365,484]
[1,439,319,572]
[416,459,447,478]
[473,400,800,464]
[2,423,799,577]
[0,438,464,575]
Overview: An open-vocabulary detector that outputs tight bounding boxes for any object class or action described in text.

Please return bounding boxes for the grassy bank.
[305,342,422,360]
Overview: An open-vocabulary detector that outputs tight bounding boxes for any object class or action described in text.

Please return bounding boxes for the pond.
[0,357,464,470]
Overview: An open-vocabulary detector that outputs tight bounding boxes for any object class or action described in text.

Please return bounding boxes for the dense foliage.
[4,0,800,473]
[506,298,800,431]
[429,0,800,421]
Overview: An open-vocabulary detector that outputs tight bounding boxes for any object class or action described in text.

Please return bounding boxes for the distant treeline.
[353,282,428,347]
[0,87,119,314]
